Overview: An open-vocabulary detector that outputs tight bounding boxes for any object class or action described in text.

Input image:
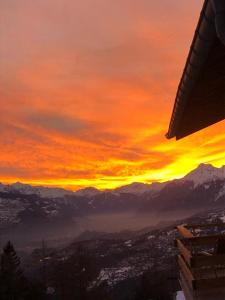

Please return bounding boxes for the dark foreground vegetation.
[0,240,177,300]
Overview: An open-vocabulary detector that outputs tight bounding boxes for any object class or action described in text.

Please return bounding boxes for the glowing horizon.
[1,154,225,192]
[1,0,225,191]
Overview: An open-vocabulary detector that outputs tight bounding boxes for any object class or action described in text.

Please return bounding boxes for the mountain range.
[1,163,225,197]
[0,163,225,237]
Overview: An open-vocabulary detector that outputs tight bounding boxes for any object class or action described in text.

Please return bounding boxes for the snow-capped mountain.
[75,187,101,197]
[0,163,225,232]
[114,181,166,195]
[0,182,75,198]
[1,163,224,199]
[184,163,225,186]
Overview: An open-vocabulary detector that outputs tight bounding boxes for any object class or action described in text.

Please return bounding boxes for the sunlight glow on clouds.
[1,0,224,190]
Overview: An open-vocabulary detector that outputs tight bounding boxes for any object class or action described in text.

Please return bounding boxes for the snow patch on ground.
[147,235,155,240]
[176,291,186,300]
[215,184,225,201]
[124,240,132,247]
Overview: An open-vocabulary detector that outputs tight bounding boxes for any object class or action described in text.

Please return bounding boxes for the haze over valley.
[1,163,225,249]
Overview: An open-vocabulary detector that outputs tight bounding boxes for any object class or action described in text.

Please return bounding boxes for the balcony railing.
[176,223,225,300]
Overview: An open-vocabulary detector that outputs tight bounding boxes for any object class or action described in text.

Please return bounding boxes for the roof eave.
[166,0,225,140]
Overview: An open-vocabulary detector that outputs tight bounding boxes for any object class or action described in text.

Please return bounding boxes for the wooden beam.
[178,255,195,288]
[177,225,194,238]
[179,273,194,300]
[176,239,193,266]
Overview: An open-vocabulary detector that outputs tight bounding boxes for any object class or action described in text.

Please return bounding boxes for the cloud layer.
[1,0,224,189]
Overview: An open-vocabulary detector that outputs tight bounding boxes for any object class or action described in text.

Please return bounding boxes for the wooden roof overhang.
[166,0,225,140]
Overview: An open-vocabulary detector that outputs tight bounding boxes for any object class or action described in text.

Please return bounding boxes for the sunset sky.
[1,0,225,190]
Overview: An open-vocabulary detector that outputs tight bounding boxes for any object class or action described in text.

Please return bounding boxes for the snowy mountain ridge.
[0,163,225,198]
[184,163,225,186]
[0,182,75,198]
[114,181,167,195]
[0,164,225,234]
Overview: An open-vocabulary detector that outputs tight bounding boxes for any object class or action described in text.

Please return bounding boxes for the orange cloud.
[1,0,224,190]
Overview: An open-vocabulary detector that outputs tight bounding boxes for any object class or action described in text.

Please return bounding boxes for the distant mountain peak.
[197,163,216,170]
[12,182,30,189]
[184,163,225,186]
[0,182,75,198]
[114,181,165,195]
[75,187,101,197]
